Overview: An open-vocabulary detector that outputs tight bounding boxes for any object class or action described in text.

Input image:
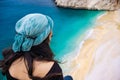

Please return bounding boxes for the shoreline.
[60,11,104,75]
[61,10,120,80]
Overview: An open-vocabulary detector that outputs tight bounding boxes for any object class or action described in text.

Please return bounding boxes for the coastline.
[55,0,120,10]
[61,10,120,80]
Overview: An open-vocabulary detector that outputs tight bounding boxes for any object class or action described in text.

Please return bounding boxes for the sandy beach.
[61,10,120,80]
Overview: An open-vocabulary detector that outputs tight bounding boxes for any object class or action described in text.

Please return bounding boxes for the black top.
[6,62,64,80]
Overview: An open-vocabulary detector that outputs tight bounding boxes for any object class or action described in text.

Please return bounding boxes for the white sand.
[61,10,120,80]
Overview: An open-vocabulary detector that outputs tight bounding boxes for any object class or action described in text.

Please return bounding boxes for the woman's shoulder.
[9,59,56,79]
[8,59,63,79]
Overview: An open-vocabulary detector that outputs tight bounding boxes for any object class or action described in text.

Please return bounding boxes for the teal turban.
[12,13,54,52]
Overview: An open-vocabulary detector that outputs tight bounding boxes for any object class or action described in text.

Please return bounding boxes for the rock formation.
[55,0,120,10]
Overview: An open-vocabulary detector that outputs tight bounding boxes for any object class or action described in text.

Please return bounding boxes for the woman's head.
[12,13,54,52]
[0,14,55,78]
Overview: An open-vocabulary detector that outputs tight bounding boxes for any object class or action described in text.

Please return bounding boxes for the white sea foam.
[97,12,107,20]
[61,28,94,75]
[61,12,104,75]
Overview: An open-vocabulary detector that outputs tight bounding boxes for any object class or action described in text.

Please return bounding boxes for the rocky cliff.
[55,0,120,10]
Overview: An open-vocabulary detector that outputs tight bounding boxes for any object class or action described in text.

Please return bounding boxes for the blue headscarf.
[12,13,54,52]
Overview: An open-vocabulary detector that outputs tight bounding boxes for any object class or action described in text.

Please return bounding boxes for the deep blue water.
[0,0,102,59]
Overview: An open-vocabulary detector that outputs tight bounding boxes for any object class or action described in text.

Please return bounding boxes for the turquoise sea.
[0,0,103,79]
